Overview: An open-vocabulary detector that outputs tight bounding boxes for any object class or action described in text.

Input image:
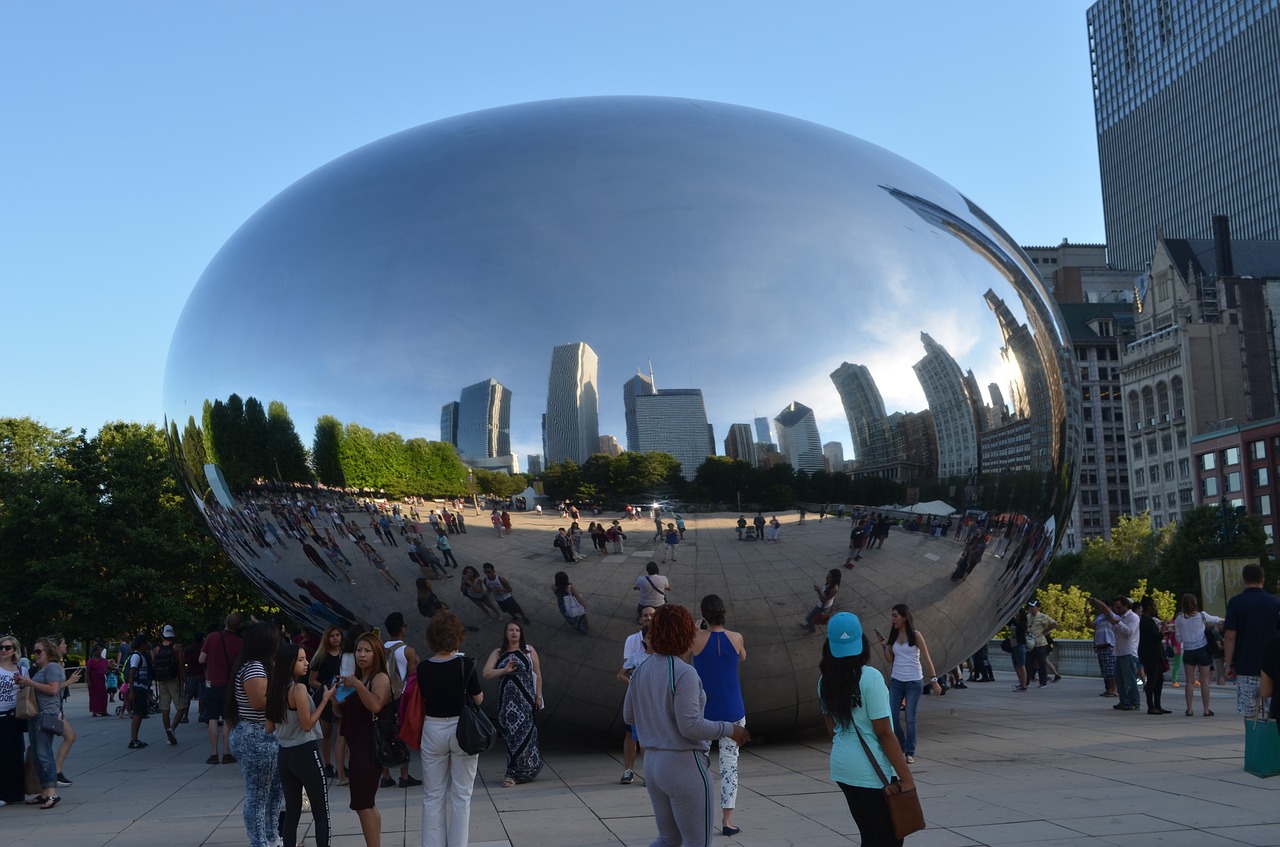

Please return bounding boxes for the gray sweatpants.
[643,748,715,847]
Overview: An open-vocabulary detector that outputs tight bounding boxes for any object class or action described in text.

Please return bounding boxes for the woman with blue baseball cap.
[818,612,917,846]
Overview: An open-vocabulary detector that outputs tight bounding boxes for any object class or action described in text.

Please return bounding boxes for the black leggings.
[837,782,902,847]
[279,740,331,847]
[1142,658,1165,710]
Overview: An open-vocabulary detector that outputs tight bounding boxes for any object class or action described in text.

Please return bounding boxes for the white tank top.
[890,640,924,682]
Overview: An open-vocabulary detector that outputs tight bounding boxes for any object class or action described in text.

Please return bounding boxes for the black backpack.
[153,643,179,681]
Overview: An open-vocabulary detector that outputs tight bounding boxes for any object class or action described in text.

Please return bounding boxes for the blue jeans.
[1115,655,1140,707]
[230,722,284,847]
[888,677,923,757]
[28,720,57,790]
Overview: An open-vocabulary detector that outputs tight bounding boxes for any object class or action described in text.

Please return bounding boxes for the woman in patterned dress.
[482,622,543,786]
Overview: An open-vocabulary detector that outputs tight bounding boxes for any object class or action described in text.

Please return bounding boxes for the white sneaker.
[620,769,634,784]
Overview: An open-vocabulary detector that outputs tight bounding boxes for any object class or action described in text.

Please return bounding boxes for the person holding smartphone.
[877,604,941,765]
[266,642,336,847]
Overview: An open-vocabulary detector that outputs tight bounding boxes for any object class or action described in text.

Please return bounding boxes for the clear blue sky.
[1,2,1102,439]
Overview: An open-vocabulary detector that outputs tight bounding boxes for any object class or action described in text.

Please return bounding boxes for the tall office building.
[456,378,511,459]
[632,389,712,481]
[773,402,824,474]
[823,442,845,473]
[830,362,898,467]
[623,371,657,452]
[544,342,600,465]
[1119,225,1280,532]
[724,423,758,466]
[440,401,459,447]
[526,454,543,476]
[913,333,982,479]
[1088,0,1280,270]
[753,417,773,446]
[598,435,622,457]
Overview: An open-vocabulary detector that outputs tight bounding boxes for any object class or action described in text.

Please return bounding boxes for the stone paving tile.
[10,667,1279,846]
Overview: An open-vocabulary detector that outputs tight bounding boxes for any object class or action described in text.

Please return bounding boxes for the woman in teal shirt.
[819,612,918,846]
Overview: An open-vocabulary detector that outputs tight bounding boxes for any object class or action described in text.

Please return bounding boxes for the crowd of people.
[4,501,1278,847]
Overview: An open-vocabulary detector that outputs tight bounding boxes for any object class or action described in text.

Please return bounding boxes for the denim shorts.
[1182,646,1212,667]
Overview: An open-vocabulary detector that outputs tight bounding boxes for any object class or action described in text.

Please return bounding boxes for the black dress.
[339,678,382,811]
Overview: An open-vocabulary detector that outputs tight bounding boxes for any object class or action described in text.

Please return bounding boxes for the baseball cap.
[826,612,864,658]
[162,625,176,638]
[1026,600,1040,608]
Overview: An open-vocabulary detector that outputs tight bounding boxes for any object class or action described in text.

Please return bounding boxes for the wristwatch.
[929,677,937,683]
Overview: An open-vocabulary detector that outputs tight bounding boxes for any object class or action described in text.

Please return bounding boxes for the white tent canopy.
[877,499,956,518]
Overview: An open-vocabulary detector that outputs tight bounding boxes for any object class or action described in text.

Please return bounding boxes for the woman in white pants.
[417,611,483,847]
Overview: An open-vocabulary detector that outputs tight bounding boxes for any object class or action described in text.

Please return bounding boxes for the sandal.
[1185,710,1193,716]
[502,777,517,788]
[40,795,61,810]
[1204,710,1214,717]
[206,754,220,764]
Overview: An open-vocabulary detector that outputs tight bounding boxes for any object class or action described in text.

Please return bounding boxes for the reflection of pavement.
[225,508,1039,737]
[24,675,1265,846]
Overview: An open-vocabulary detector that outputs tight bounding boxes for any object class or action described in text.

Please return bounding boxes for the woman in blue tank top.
[692,594,747,836]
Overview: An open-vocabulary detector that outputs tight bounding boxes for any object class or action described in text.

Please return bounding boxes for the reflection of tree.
[198,393,313,488]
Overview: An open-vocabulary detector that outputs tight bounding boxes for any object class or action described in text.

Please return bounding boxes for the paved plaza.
[6,673,1276,846]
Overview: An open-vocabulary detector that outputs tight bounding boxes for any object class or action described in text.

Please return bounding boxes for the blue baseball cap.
[827,612,864,658]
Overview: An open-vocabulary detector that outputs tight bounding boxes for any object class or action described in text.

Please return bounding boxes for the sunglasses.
[0,644,15,651]
[33,648,46,654]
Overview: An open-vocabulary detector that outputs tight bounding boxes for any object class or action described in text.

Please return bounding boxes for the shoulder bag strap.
[850,722,892,788]
[645,576,666,596]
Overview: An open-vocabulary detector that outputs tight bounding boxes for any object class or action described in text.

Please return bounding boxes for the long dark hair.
[888,603,917,647]
[264,643,304,725]
[225,621,280,727]
[818,638,870,729]
[554,571,571,596]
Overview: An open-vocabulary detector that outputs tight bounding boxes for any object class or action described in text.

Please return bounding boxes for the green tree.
[265,401,311,483]
[0,419,269,642]
[312,415,346,486]
[1078,512,1165,600]
[1156,504,1271,597]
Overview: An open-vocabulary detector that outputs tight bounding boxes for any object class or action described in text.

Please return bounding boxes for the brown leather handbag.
[853,724,926,839]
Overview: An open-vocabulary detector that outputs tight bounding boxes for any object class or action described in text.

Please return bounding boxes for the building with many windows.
[632,389,712,480]
[830,361,898,468]
[773,402,824,474]
[597,435,622,457]
[456,378,512,460]
[1087,0,1280,270]
[1119,224,1280,531]
[544,342,600,466]
[440,401,459,447]
[912,333,983,480]
[724,423,758,467]
[1057,302,1134,552]
[822,442,845,473]
[1192,419,1280,553]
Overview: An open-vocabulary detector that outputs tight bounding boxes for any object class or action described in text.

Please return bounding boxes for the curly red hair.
[648,605,697,656]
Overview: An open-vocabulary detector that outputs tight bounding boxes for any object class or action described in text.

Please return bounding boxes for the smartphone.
[873,627,885,641]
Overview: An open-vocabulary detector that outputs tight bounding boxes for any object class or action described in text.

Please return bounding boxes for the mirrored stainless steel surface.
[164,96,1080,736]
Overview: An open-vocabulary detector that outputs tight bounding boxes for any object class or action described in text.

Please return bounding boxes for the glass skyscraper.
[632,389,712,481]
[544,342,600,465]
[1088,0,1280,270]
[773,402,824,474]
[456,378,512,459]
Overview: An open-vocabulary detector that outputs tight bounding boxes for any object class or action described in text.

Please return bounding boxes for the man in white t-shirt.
[633,562,671,616]
[1092,596,1141,710]
[616,606,656,785]
[382,612,421,788]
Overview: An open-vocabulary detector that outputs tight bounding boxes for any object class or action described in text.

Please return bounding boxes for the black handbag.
[455,657,494,755]
[372,704,411,768]
[39,712,65,736]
